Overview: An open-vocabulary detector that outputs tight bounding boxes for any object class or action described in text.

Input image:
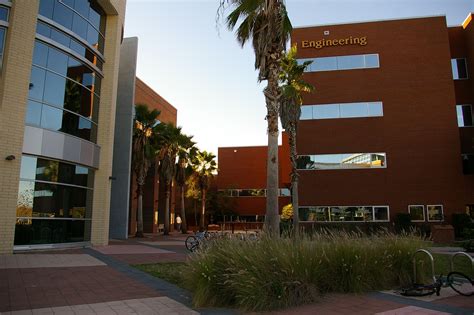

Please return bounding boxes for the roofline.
[293,14,447,30]
[135,77,178,113]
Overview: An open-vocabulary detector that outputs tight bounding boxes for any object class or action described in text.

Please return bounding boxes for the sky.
[124,0,473,156]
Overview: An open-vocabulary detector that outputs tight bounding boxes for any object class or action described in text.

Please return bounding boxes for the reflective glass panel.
[25,100,42,126]
[0,27,5,56]
[337,55,364,70]
[409,205,424,221]
[313,104,339,119]
[239,189,265,197]
[47,47,69,76]
[39,0,54,19]
[297,153,386,170]
[19,156,37,180]
[300,106,312,120]
[0,6,9,22]
[43,71,66,106]
[427,205,443,221]
[40,104,62,131]
[368,102,384,117]
[33,41,49,67]
[51,28,71,48]
[365,54,379,68]
[72,14,88,39]
[36,21,51,37]
[312,57,337,71]
[340,102,368,118]
[29,67,46,101]
[52,1,73,29]
[280,188,291,197]
[463,154,474,175]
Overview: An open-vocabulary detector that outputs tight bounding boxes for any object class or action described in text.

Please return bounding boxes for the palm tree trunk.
[180,185,187,233]
[200,189,206,231]
[289,125,299,234]
[164,188,170,235]
[264,68,281,235]
[194,199,197,228]
[136,183,144,238]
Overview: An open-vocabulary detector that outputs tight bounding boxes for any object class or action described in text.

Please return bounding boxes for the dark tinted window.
[14,219,89,245]
[0,6,9,22]
[463,154,474,175]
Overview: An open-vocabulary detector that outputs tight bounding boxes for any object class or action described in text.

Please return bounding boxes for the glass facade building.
[14,0,106,246]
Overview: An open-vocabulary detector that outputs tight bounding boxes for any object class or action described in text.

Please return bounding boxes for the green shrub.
[452,214,473,238]
[394,213,412,233]
[181,231,424,311]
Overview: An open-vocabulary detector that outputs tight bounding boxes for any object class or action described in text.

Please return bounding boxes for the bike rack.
[450,251,474,273]
[413,249,436,284]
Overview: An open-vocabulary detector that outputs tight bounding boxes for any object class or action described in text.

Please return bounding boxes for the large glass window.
[301,102,383,120]
[297,153,387,170]
[38,0,106,54]
[299,54,379,72]
[15,155,93,246]
[36,21,103,70]
[408,205,425,222]
[219,189,290,197]
[299,206,389,222]
[451,58,468,80]
[456,105,473,127]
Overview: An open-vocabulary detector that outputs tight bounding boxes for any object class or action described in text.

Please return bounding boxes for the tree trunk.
[194,199,197,228]
[289,126,299,234]
[136,184,144,238]
[200,189,206,231]
[180,185,187,233]
[164,188,170,235]
[264,66,281,236]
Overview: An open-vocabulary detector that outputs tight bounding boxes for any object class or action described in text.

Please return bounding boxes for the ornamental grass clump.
[181,231,424,311]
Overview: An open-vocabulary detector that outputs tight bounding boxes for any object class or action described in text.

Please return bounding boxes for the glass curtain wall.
[15,0,106,246]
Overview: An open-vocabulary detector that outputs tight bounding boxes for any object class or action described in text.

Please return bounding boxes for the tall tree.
[219,0,292,235]
[176,143,197,234]
[132,104,160,238]
[156,123,194,235]
[279,45,314,232]
[193,150,217,230]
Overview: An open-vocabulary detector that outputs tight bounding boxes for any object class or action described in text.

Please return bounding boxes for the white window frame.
[408,205,425,222]
[427,204,444,222]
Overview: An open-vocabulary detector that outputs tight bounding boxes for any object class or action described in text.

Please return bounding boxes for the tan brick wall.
[0,1,39,254]
[91,0,127,246]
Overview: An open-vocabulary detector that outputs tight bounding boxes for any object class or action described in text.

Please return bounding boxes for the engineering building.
[293,13,474,223]
[0,0,126,254]
[217,13,474,225]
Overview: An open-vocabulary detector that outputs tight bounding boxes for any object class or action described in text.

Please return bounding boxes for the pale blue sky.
[124,0,473,155]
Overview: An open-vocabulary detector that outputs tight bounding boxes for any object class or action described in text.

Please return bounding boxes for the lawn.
[134,262,187,288]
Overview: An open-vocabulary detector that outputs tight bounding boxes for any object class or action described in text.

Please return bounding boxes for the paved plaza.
[0,233,473,314]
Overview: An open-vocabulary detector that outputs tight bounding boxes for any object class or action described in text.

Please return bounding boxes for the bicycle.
[185,230,210,252]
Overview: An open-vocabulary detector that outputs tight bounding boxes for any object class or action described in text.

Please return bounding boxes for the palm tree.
[193,150,217,230]
[176,146,198,233]
[132,103,160,238]
[279,45,314,233]
[156,123,195,235]
[218,0,292,234]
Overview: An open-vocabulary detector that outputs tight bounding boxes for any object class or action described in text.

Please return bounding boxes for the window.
[408,205,425,222]
[299,206,389,222]
[300,102,383,120]
[462,154,474,175]
[38,0,106,53]
[451,58,468,80]
[456,105,473,127]
[297,153,386,170]
[427,205,443,222]
[299,54,379,72]
[218,189,290,197]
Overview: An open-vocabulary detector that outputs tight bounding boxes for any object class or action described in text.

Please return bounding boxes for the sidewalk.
[1,234,473,314]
